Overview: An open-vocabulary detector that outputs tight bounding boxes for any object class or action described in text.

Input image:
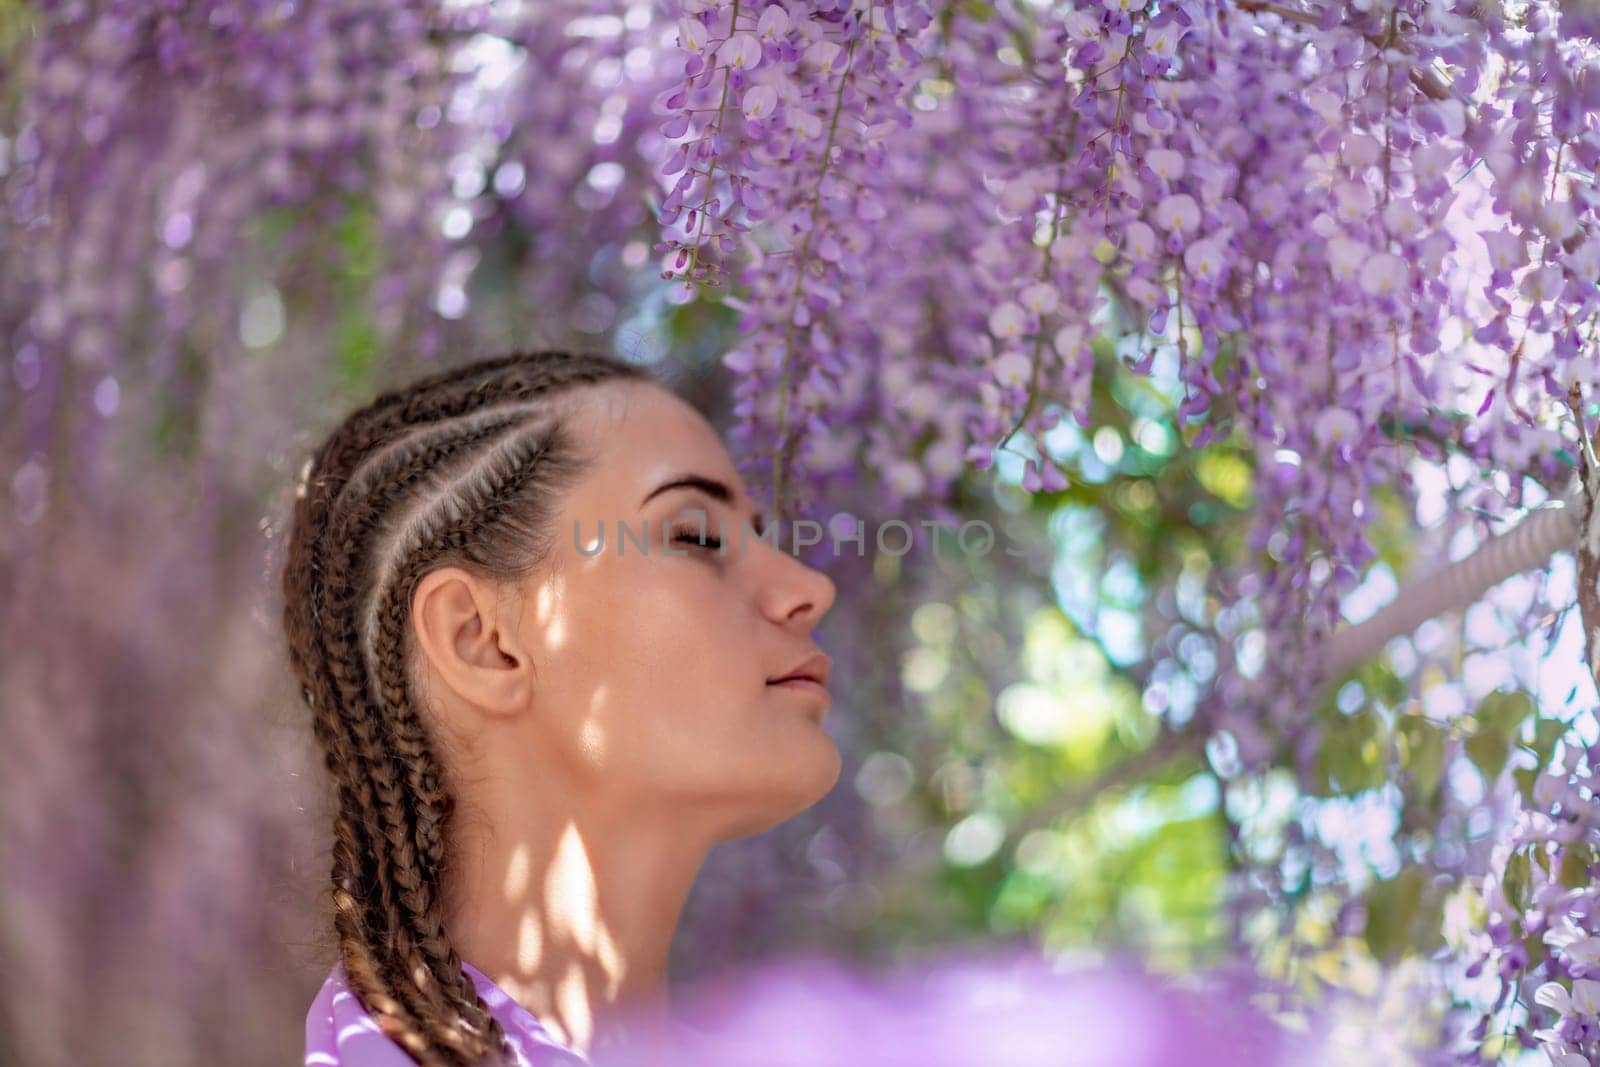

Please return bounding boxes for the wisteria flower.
[755,4,790,42]
[1480,228,1529,274]
[1537,979,1600,1017]
[803,39,845,75]
[1548,922,1600,977]
[1018,281,1059,316]
[989,304,1029,343]
[742,84,778,122]
[1144,149,1184,182]
[1326,235,1369,280]
[1183,237,1228,287]
[1153,193,1200,235]
[1521,263,1566,305]
[1121,221,1159,264]
[1313,408,1362,450]
[1143,19,1192,64]
[992,351,1032,390]
[717,32,762,71]
[677,17,708,54]
[885,458,928,499]
[1358,252,1409,299]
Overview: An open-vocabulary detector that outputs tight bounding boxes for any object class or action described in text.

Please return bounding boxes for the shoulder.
[304,962,416,1067]
[305,960,592,1067]
[460,960,593,1066]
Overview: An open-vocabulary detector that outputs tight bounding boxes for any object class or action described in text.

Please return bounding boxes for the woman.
[284,349,841,1066]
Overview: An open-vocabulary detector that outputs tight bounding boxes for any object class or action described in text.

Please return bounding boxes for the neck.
[442,771,714,1060]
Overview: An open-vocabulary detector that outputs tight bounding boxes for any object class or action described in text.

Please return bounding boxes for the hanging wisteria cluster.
[654,0,1599,750]
[1,0,671,499]
[1472,738,1600,1064]
[645,2,1599,1055]
[7,3,1592,757]
[6,0,471,476]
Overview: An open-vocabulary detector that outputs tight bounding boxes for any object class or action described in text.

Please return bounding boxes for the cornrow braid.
[282,349,655,1065]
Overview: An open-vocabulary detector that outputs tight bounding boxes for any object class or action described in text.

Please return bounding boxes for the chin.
[722,746,843,841]
[787,725,843,795]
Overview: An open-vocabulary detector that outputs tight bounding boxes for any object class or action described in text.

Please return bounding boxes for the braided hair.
[281,349,656,1065]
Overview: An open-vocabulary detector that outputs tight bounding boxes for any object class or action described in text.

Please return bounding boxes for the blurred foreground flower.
[594,945,1317,1067]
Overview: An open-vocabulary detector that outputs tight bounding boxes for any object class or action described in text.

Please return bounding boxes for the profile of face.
[412,380,842,845]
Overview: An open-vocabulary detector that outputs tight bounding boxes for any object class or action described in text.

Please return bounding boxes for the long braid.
[281,349,654,1065]
[319,435,491,1054]
[324,418,567,1048]
[366,423,581,1051]
[301,415,521,1063]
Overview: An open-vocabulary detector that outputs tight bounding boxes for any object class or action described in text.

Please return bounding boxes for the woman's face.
[497,380,841,840]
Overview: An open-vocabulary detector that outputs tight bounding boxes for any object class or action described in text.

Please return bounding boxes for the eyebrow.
[640,474,766,535]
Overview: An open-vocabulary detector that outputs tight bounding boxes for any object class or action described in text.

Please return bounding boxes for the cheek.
[552,557,758,738]
[532,556,840,816]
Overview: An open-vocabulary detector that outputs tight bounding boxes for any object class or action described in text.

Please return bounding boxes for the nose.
[757,539,837,629]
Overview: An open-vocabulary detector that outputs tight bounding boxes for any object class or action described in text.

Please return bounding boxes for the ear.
[410,566,532,718]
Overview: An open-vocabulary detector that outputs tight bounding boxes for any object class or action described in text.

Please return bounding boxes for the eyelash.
[671,526,723,552]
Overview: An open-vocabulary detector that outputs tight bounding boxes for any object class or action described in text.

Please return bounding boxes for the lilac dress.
[304,959,591,1066]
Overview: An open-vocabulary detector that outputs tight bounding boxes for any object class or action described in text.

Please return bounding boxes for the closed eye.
[672,528,723,552]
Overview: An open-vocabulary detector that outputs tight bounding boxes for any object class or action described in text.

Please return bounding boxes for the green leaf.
[1478,690,1535,737]
[1530,716,1570,769]
[1365,866,1427,964]
[1313,708,1386,796]
[1523,927,1549,973]
[1399,715,1446,802]
[1504,849,1532,913]
[1465,726,1510,784]
[1514,764,1538,802]
[1466,690,1537,785]
[1561,842,1598,889]
[1365,661,1408,709]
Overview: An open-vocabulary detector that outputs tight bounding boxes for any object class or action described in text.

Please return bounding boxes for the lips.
[767,649,832,688]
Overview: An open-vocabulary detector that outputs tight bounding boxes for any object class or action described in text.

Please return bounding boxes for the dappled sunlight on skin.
[504,844,533,899]
[514,909,540,971]
[411,380,841,1061]
[576,687,611,766]
[533,576,569,648]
